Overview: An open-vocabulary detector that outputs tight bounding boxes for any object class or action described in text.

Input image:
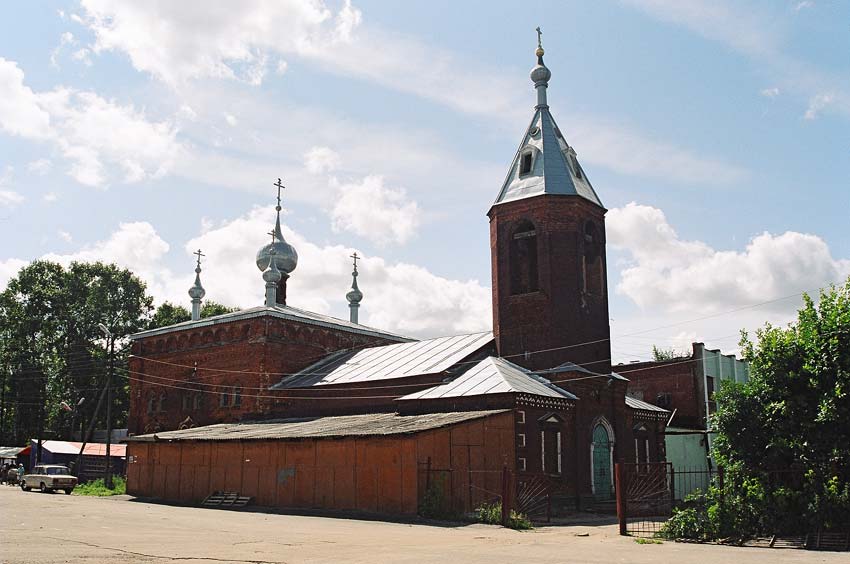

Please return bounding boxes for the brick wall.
[128,315,397,435]
[489,195,611,374]
[616,358,702,428]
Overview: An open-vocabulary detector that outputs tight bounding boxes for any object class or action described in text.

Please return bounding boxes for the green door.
[592,424,612,500]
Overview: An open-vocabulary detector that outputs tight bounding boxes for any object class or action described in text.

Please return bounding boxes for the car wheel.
[21,481,30,491]
[40,482,53,493]
[64,489,73,495]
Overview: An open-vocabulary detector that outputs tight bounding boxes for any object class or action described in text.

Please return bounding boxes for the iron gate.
[616,462,673,537]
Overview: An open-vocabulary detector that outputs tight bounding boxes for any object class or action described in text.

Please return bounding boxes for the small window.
[516,410,526,424]
[182,393,192,411]
[518,457,527,472]
[517,433,526,448]
[193,393,202,410]
[519,152,533,175]
[233,386,242,408]
[158,393,166,413]
[220,390,231,408]
[146,396,155,415]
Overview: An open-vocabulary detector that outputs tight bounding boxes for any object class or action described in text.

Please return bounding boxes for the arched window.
[181,393,192,411]
[193,393,202,410]
[510,220,539,295]
[158,393,167,413]
[232,386,242,408]
[633,424,651,470]
[582,222,603,295]
[539,413,563,475]
[146,395,155,415]
[220,388,231,408]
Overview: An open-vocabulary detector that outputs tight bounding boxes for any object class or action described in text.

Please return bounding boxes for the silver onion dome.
[256,208,298,274]
[188,266,206,300]
[530,47,551,86]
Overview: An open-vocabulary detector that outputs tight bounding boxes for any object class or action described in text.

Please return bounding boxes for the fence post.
[669,464,676,504]
[501,466,510,527]
[615,463,627,536]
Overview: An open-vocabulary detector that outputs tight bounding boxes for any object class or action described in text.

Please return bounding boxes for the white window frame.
[516,410,526,424]
[518,457,527,472]
[517,433,526,448]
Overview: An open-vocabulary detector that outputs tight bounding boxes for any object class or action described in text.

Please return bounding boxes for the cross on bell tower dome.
[488,30,611,374]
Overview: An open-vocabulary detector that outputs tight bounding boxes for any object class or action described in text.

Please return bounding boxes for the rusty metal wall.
[126,411,514,516]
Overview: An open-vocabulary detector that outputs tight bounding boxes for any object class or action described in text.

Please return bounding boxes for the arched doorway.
[591,421,614,500]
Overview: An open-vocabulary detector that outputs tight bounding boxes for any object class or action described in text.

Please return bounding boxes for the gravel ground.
[0,485,844,564]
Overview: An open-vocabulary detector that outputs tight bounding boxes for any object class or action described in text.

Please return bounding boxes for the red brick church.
[125,41,669,516]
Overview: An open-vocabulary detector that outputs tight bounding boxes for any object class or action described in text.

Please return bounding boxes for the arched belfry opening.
[510,220,539,294]
[583,221,604,296]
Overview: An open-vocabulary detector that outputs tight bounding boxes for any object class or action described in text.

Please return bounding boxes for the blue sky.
[0,1,847,362]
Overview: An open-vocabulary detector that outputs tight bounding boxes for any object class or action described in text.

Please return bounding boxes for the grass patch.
[73,477,126,496]
[634,537,663,545]
[474,502,534,530]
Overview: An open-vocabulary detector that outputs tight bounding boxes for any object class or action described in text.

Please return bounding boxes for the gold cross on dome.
[350,251,360,271]
[536,26,543,49]
[267,229,276,245]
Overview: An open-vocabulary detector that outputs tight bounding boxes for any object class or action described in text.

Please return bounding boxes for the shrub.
[474,502,533,530]
[74,477,126,496]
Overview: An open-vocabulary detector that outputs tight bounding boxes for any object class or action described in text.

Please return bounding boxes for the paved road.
[0,486,844,564]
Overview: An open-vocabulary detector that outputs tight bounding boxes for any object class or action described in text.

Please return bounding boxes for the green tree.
[200,300,238,318]
[651,345,689,361]
[712,278,850,533]
[0,261,153,445]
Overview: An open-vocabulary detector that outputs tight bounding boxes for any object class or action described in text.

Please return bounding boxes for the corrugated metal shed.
[126,410,507,443]
[625,396,669,413]
[397,357,577,401]
[271,332,494,389]
[130,304,412,342]
[0,445,27,458]
[28,440,127,457]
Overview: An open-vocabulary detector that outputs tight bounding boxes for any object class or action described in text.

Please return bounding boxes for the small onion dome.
[256,213,298,274]
[188,267,205,300]
[346,279,363,305]
[530,49,551,86]
[263,253,283,285]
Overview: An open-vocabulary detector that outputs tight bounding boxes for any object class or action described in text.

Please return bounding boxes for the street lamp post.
[98,323,114,489]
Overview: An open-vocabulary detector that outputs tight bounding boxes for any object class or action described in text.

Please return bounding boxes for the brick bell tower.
[489,36,611,374]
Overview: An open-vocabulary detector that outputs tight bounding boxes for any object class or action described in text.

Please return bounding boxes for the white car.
[20,464,78,494]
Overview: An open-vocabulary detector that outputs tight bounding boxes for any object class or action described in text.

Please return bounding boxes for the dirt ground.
[0,486,844,564]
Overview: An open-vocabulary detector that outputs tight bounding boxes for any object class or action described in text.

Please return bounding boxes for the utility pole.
[99,324,114,489]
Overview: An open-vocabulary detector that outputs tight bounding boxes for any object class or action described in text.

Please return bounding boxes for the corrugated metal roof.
[271,332,494,389]
[625,396,669,413]
[130,304,412,342]
[0,445,27,458]
[397,357,577,401]
[126,410,508,443]
[29,440,127,457]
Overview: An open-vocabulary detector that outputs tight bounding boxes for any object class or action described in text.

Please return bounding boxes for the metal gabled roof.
[397,356,577,401]
[625,396,669,413]
[271,332,494,389]
[493,107,603,209]
[130,304,411,343]
[125,410,509,443]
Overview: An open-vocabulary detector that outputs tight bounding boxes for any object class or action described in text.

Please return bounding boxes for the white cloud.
[0,190,24,208]
[304,146,341,174]
[804,93,834,120]
[224,113,238,127]
[0,58,184,187]
[0,58,52,139]
[58,230,73,243]
[329,175,421,246]
[794,1,814,11]
[27,158,52,175]
[760,87,780,98]
[608,202,850,314]
[43,192,58,203]
[78,0,346,87]
[0,258,28,290]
